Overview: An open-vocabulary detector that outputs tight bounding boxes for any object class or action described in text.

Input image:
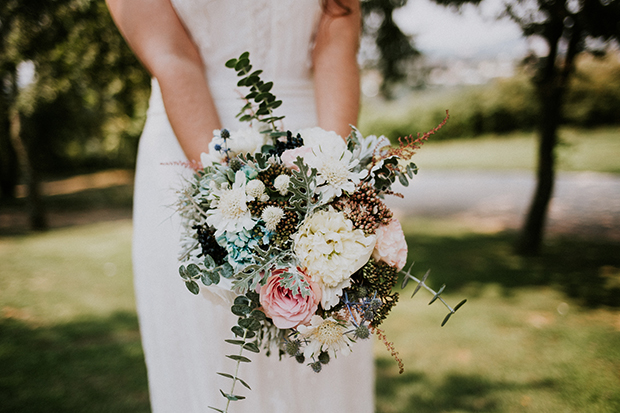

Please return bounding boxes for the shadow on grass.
[0,312,150,413]
[405,230,620,307]
[375,358,556,413]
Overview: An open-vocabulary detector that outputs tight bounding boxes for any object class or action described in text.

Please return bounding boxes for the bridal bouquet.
[176,52,464,411]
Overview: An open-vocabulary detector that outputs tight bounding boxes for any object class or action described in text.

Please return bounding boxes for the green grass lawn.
[408,127,620,174]
[1,219,618,412]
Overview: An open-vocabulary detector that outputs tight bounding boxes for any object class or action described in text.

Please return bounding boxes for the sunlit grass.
[1,218,619,412]
[411,127,620,173]
[376,286,620,413]
[0,221,135,323]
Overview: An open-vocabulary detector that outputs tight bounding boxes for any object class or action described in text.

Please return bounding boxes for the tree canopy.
[432,0,620,255]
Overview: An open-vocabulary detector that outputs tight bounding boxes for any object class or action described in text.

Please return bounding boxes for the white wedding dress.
[132,0,374,412]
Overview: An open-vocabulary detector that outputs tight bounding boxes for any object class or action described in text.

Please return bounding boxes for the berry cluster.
[270,131,304,157]
[193,224,227,265]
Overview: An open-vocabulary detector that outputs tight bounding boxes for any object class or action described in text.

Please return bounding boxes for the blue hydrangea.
[217,225,272,272]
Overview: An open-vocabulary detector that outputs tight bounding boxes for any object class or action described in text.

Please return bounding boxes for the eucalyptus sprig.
[179,255,233,295]
[400,263,467,326]
[209,292,264,413]
[225,52,284,131]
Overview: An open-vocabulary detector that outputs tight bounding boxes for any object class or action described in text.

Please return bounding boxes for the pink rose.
[372,219,408,271]
[259,268,322,329]
[280,147,313,171]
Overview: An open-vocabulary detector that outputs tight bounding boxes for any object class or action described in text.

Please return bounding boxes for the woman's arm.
[106,0,220,162]
[312,0,362,139]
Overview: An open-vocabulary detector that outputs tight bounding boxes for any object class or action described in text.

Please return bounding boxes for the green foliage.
[1,0,150,180]
[565,53,620,127]
[179,256,233,294]
[361,0,422,98]
[231,244,295,294]
[225,52,284,130]
[278,269,312,298]
[360,75,538,142]
[212,292,266,412]
[361,56,620,142]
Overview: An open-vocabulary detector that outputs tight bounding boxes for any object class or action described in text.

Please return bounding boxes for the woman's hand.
[313,0,362,140]
[106,0,220,162]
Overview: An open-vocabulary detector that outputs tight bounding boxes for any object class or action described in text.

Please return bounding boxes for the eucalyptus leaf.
[187,263,201,278]
[243,342,260,353]
[237,377,252,390]
[249,309,266,321]
[231,304,251,316]
[220,390,245,401]
[244,330,256,339]
[238,317,261,331]
[226,354,252,363]
[178,265,190,280]
[234,296,251,306]
[185,280,200,295]
[209,269,221,285]
[224,339,246,346]
[203,255,216,269]
[200,273,213,286]
[397,172,409,187]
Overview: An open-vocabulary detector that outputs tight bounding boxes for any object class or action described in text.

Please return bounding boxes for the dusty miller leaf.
[278,270,311,298]
[288,157,321,219]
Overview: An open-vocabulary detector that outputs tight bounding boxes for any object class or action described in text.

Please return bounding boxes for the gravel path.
[3,169,619,241]
[384,170,620,241]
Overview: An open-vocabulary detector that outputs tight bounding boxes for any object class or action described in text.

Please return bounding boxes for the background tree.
[0,0,149,229]
[361,0,422,98]
[433,0,620,255]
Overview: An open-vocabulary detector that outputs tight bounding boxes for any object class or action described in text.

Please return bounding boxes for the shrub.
[360,52,620,141]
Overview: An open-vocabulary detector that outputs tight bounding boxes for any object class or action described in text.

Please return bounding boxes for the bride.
[106,0,373,412]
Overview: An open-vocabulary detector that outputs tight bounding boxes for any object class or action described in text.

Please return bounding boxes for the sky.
[393,0,530,59]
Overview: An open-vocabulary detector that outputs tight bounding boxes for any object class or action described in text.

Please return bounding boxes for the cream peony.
[372,218,408,271]
[293,208,376,294]
[259,268,321,329]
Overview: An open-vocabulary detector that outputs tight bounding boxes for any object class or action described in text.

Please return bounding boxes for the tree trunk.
[515,15,581,256]
[0,90,19,199]
[7,66,48,232]
[514,86,559,255]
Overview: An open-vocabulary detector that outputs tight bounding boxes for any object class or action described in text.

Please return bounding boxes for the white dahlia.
[206,170,256,237]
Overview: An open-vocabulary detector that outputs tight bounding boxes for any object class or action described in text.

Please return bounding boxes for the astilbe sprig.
[385,110,450,161]
[372,326,404,374]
